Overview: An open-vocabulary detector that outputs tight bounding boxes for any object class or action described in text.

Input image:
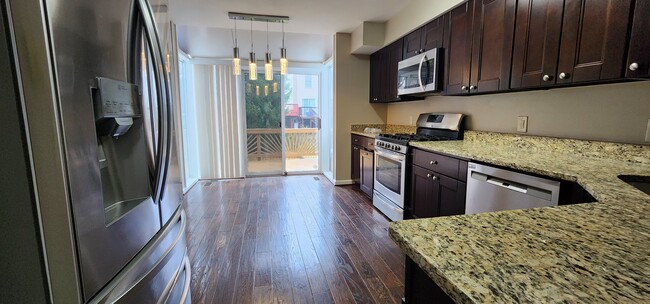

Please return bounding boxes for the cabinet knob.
[432,176,438,181]
[427,173,432,178]
[469,85,476,90]
[461,86,468,91]
[542,74,553,82]
[429,160,437,165]
[558,72,569,80]
[420,49,425,53]
[629,62,639,71]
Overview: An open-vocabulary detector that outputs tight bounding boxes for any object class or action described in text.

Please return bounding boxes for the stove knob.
[391,145,396,150]
[396,146,402,152]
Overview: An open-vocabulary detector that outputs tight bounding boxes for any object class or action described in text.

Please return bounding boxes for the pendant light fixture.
[231,19,241,75]
[248,19,257,80]
[280,22,288,75]
[228,12,289,80]
[264,21,273,81]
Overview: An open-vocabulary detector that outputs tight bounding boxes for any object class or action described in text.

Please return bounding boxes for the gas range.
[372,113,465,222]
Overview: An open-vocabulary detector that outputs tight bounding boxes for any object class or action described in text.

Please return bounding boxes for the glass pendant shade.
[265,53,273,81]
[280,48,288,75]
[249,52,257,80]
[232,47,241,75]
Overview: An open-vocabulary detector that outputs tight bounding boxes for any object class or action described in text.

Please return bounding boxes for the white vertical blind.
[194,64,245,179]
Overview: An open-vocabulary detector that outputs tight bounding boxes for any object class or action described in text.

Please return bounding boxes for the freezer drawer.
[466,162,560,214]
[90,207,190,303]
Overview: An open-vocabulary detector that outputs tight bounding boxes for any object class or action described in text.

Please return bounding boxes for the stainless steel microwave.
[397,48,441,96]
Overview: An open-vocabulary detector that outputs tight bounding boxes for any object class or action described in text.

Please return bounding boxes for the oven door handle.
[375,147,406,162]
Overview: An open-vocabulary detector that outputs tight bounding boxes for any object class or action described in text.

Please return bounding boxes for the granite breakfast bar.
[390,131,650,303]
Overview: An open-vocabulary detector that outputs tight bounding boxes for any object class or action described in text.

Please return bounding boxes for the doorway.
[244,71,322,175]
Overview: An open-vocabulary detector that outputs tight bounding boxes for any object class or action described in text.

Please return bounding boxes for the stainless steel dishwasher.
[466,162,561,214]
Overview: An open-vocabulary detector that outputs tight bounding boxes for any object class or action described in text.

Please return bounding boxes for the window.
[304,75,312,88]
[302,98,316,107]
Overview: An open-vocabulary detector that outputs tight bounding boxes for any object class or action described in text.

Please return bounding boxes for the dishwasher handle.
[471,171,553,201]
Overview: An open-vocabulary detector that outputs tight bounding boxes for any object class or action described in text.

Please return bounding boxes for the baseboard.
[333,179,354,186]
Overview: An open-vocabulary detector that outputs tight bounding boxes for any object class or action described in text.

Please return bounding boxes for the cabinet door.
[405,257,454,304]
[410,166,438,219]
[385,39,404,102]
[444,0,475,95]
[557,0,633,84]
[360,150,374,197]
[511,0,564,89]
[626,0,650,78]
[351,145,361,183]
[421,16,445,52]
[403,28,422,59]
[469,0,517,93]
[369,50,383,103]
[438,177,466,216]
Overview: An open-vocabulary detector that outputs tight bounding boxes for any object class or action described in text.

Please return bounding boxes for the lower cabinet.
[405,257,454,304]
[351,134,375,197]
[360,149,374,197]
[408,149,467,219]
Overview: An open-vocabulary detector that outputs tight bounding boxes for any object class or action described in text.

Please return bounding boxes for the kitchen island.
[390,131,650,303]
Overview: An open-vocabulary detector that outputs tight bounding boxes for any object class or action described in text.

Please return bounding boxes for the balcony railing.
[247,128,318,159]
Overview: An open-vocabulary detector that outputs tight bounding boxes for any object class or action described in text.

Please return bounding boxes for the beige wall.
[334,33,387,182]
[387,81,650,145]
[384,0,463,45]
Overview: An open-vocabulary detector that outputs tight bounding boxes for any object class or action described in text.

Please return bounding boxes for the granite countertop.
[390,132,650,303]
[351,131,379,138]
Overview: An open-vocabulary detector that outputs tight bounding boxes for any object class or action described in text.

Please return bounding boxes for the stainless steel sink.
[618,175,650,196]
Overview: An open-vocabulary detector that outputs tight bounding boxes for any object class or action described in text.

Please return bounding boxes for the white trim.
[333,179,355,186]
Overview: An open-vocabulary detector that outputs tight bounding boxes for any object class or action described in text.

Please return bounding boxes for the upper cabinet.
[445,0,517,95]
[626,0,650,78]
[403,17,445,59]
[512,0,634,88]
[370,39,404,103]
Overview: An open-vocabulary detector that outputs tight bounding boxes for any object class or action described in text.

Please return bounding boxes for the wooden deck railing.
[247,128,318,159]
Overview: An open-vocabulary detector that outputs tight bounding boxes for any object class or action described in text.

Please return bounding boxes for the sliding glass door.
[244,72,283,175]
[243,70,321,175]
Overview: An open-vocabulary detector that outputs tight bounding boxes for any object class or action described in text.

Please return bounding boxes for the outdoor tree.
[244,73,291,129]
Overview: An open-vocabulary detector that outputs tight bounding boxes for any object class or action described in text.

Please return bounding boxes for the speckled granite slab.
[350,124,417,138]
[390,131,650,303]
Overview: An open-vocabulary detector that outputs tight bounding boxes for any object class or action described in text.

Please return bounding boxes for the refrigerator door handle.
[137,0,169,203]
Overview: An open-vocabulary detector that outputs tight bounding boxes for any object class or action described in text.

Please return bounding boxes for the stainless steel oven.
[373,146,407,221]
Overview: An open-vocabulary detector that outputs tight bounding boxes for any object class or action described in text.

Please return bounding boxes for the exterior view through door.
[245,72,320,175]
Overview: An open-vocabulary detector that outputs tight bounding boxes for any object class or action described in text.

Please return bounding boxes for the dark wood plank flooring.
[184,175,405,304]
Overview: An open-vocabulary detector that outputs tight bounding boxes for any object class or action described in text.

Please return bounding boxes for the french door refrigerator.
[4,0,189,302]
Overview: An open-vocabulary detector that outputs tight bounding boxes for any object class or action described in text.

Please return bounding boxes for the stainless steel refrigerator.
[3,0,190,302]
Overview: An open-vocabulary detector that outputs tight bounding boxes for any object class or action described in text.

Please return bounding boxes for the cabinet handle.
[429,160,437,165]
[469,85,476,90]
[461,86,468,91]
[629,62,639,71]
[542,74,553,82]
[558,72,569,80]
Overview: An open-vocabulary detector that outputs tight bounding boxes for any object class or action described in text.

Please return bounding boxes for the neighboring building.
[285,74,320,128]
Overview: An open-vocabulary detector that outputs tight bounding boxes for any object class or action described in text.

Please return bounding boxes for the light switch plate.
[517,116,528,133]
[645,119,650,142]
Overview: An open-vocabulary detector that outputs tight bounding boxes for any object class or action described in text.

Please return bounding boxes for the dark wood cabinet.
[626,0,650,78]
[369,49,384,103]
[351,134,375,197]
[403,17,445,59]
[556,0,633,84]
[444,1,474,95]
[469,0,517,93]
[405,257,454,304]
[369,39,403,103]
[360,149,374,197]
[351,145,361,184]
[513,0,634,88]
[445,0,517,95]
[409,148,467,219]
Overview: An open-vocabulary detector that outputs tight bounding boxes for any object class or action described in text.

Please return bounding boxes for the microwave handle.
[417,54,426,91]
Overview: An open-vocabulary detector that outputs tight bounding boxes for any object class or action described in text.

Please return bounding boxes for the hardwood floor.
[184,175,405,304]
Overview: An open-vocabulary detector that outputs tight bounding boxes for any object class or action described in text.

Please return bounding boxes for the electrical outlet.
[517,116,528,133]
[645,119,650,142]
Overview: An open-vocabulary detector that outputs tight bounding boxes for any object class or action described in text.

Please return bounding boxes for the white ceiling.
[168,0,412,35]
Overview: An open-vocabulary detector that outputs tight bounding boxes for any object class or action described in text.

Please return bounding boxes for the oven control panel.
[375,140,407,153]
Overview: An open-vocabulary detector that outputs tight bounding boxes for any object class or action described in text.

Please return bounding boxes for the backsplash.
[465,131,650,165]
[350,124,417,134]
